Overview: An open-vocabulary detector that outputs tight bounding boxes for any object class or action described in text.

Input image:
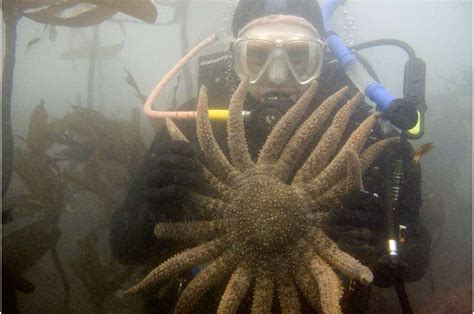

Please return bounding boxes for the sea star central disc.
[225,174,307,257]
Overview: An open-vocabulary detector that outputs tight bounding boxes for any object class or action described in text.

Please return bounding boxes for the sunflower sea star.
[125,79,398,313]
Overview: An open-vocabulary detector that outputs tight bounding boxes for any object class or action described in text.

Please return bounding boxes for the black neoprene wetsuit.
[110,53,431,313]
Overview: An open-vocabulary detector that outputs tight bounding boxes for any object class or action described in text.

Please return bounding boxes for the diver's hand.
[371,222,431,287]
[143,140,203,209]
[110,138,202,264]
[323,190,386,266]
[324,190,431,287]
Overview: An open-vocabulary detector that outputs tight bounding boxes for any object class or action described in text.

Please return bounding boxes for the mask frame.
[232,37,324,85]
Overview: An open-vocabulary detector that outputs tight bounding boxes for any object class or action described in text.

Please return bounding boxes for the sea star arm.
[125,239,223,294]
[346,138,398,193]
[175,250,238,313]
[183,191,227,219]
[196,85,239,184]
[166,117,230,196]
[304,112,380,196]
[299,149,361,204]
[294,92,363,183]
[217,264,253,314]
[257,81,318,165]
[308,253,343,314]
[251,271,274,314]
[199,167,230,198]
[341,112,380,153]
[154,220,228,242]
[165,118,228,201]
[276,271,301,313]
[345,149,364,192]
[310,228,373,285]
[227,78,254,171]
[294,264,322,312]
[166,117,189,142]
[276,86,349,181]
[360,137,399,170]
[312,138,399,207]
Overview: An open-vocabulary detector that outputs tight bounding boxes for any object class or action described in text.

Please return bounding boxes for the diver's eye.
[246,42,272,67]
[247,48,268,66]
[287,47,309,65]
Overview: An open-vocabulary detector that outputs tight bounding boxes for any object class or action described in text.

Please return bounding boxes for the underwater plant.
[126,81,398,313]
[3,102,68,311]
[4,102,65,221]
[70,227,140,313]
[54,107,145,199]
[48,105,147,311]
[2,0,157,199]
[3,100,147,312]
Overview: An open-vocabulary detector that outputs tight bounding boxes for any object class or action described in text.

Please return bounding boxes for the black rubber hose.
[326,39,415,84]
[353,51,381,82]
[350,39,417,59]
[395,280,413,314]
[389,133,413,314]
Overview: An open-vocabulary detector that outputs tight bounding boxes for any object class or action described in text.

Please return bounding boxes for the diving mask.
[233,16,324,85]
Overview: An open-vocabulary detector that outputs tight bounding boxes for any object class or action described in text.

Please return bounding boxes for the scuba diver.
[110,0,431,312]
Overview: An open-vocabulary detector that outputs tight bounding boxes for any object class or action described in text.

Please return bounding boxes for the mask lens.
[234,40,273,83]
[285,41,323,83]
[247,41,272,69]
[234,39,323,84]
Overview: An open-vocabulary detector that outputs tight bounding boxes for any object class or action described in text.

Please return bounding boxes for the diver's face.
[234,16,323,103]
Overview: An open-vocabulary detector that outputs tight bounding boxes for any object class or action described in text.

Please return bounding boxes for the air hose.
[349,39,427,139]
[385,132,413,314]
[322,1,422,313]
[351,39,417,59]
[322,0,424,134]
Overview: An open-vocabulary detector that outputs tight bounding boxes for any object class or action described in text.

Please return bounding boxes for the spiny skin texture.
[226,174,308,258]
[126,80,398,313]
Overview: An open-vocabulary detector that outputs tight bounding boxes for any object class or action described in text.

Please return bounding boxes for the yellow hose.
[208,110,230,121]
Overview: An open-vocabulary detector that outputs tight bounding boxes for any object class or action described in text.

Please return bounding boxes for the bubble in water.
[340,1,358,45]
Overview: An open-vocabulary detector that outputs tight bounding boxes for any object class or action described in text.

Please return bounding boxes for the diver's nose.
[267,52,288,84]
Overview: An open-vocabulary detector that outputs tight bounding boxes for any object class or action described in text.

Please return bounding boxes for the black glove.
[110,138,202,264]
[371,222,431,287]
[324,190,431,288]
[324,190,386,267]
[142,139,203,212]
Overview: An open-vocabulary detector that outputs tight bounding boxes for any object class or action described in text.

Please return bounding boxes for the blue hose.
[325,33,356,68]
[322,0,395,111]
[365,82,395,111]
[322,0,346,31]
